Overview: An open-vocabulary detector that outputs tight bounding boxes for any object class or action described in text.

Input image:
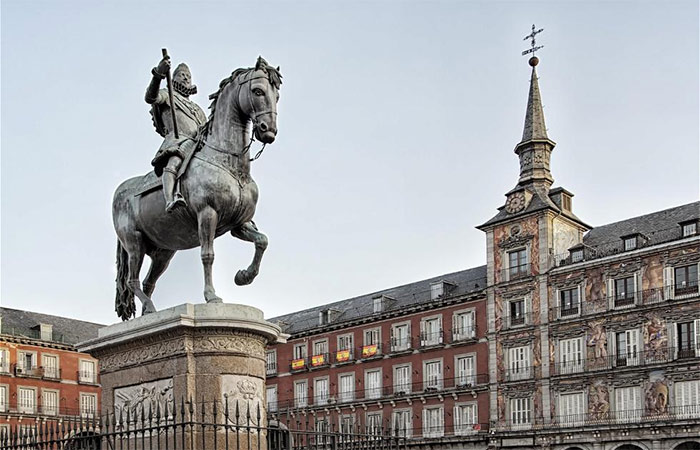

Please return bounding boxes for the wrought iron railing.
[419,331,444,348]
[499,263,537,283]
[0,397,408,450]
[451,325,477,343]
[502,311,535,330]
[77,370,99,385]
[551,345,699,375]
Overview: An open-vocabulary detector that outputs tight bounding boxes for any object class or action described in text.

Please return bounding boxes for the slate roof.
[578,201,700,258]
[269,265,487,336]
[0,307,105,346]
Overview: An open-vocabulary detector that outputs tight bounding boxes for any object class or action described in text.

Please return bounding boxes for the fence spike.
[224,395,230,422]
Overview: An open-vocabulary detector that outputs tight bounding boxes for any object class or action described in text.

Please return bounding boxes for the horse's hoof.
[142,308,156,316]
[205,296,223,304]
[235,269,255,286]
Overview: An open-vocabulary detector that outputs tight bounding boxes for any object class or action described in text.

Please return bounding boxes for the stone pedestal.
[79,303,284,449]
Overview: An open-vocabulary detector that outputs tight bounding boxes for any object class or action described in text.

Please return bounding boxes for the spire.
[520,58,548,142]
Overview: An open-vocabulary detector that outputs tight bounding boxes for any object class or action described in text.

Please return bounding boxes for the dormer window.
[372,295,393,313]
[681,221,697,237]
[622,235,638,251]
[39,324,53,341]
[318,309,339,326]
[561,194,572,212]
[430,282,444,300]
[570,248,584,263]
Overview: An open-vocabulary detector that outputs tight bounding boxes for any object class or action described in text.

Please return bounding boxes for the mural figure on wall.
[643,314,668,361]
[587,319,608,364]
[588,381,610,420]
[645,375,669,416]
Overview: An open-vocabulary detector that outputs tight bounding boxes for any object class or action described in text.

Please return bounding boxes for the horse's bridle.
[203,70,277,161]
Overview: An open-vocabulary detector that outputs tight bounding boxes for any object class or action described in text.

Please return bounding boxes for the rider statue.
[146,55,207,212]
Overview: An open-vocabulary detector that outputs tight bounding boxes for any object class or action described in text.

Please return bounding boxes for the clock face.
[505,192,526,214]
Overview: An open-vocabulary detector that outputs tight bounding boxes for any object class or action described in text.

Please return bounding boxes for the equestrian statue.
[112,50,282,320]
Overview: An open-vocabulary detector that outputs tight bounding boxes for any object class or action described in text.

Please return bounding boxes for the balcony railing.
[0,363,9,374]
[290,357,307,371]
[42,366,61,380]
[419,331,444,348]
[499,263,536,283]
[14,364,42,378]
[504,365,532,381]
[309,352,330,368]
[266,361,277,376]
[497,404,700,431]
[359,343,382,359]
[78,370,99,385]
[451,326,477,343]
[269,374,489,411]
[0,402,100,419]
[502,311,534,330]
[551,345,699,375]
[389,337,413,353]
[335,348,354,363]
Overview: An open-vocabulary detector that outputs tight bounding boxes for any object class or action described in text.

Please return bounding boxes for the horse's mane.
[200,57,282,139]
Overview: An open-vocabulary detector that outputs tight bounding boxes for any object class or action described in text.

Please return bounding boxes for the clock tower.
[477,29,591,431]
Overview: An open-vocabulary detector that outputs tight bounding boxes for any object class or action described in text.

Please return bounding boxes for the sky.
[1,0,698,327]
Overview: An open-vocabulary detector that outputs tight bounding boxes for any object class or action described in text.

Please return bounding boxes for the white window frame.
[312,339,328,357]
[392,408,412,438]
[675,319,700,358]
[507,298,529,327]
[80,393,98,418]
[453,402,478,435]
[293,343,307,360]
[558,392,585,425]
[363,327,381,346]
[393,364,412,394]
[614,386,641,423]
[430,282,445,300]
[17,386,37,414]
[294,380,308,408]
[338,372,355,403]
[508,346,531,381]
[674,380,700,419]
[366,412,383,434]
[623,236,637,251]
[570,248,584,263]
[422,405,444,438]
[365,368,382,400]
[559,337,584,374]
[455,354,476,387]
[391,321,411,351]
[506,247,529,281]
[17,351,38,375]
[265,350,277,375]
[42,353,60,379]
[0,424,8,441]
[423,358,443,391]
[373,297,384,313]
[452,309,476,341]
[608,274,638,309]
[337,333,353,351]
[509,397,531,428]
[682,222,697,237]
[266,385,278,412]
[667,263,700,300]
[42,389,60,416]
[0,348,9,374]
[0,384,8,413]
[314,376,330,405]
[420,315,443,346]
[557,286,582,318]
[79,359,97,384]
[614,329,640,367]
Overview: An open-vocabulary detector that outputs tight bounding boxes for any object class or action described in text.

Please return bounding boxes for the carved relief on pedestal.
[645,372,669,416]
[221,375,265,425]
[114,378,174,415]
[193,332,266,358]
[99,336,193,373]
[588,380,609,420]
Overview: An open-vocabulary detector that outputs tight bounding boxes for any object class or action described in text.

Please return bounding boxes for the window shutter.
[663,267,674,300]
[694,319,700,357]
[420,321,426,346]
[438,316,443,343]
[452,314,457,339]
[633,274,639,302]
[422,409,428,437]
[607,278,614,305]
[668,322,677,359]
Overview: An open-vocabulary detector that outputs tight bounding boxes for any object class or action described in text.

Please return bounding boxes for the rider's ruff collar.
[173,80,197,96]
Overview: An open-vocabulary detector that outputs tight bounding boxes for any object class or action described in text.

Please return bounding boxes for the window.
[509,397,531,427]
[0,348,9,373]
[39,324,53,341]
[674,380,700,419]
[318,310,334,325]
[454,403,478,435]
[314,378,329,405]
[337,334,353,362]
[422,406,444,438]
[614,386,640,422]
[559,338,583,374]
[17,351,37,375]
[315,417,329,442]
[366,412,382,434]
[0,425,9,442]
[293,343,307,360]
[0,386,7,412]
[561,195,572,211]
[266,386,277,412]
[682,222,697,237]
[373,297,384,313]
[455,355,475,387]
[365,369,381,399]
[265,350,277,375]
[364,328,380,345]
[294,380,308,408]
[430,282,444,300]
[613,276,636,306]
[615,330,639,366]
[677,320,700,358]
[339,374,354,403]
[420,317,442,346]
[42,390,59,416]
[340,415,355,434]
[675,265,699,296]
[79,360,96,383]
[42,354,60,379]
[362,328,381,357]
[80,393,97,418]
[392,409,412,437]
[509,300,526,326]
[313,340,328,356]
[570,248,584,263]
[424,360,442,390]
[18,387,36,414]
[311,340,328,367]
[394,365,411,394]
[559,288,579,316]
[508,346,530,381]
[508,249,528,279]
[391,323,411,351]
[558,392,584,425]
[623,236,637,251]
[453,311,475,341]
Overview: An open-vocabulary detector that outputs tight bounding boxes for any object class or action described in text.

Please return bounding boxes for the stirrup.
[166,196,187,213]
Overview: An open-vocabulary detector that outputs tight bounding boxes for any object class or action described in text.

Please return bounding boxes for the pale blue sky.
[1,0,698,326]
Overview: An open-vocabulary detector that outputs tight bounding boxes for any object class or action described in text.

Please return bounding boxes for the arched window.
[674,442,700,450]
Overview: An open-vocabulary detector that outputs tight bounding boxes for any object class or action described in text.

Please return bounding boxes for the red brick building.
[0,308,103,439]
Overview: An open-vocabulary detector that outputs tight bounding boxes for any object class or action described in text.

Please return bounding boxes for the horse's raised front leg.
[231,221,268,286]
[123,232,157,315]
[198,206,223,303]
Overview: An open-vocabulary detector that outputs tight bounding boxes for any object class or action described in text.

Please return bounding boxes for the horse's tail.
[115,240,136,321]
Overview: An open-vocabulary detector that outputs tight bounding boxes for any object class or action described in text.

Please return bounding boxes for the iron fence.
[0,397,408,450]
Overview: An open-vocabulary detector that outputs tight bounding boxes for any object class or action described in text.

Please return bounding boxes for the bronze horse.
[112,57,282,320]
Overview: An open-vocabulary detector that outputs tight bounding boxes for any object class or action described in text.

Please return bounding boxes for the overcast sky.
[1,0,698,327]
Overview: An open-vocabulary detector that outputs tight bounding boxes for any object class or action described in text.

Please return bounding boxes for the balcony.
[502,311,534,330]
[451,326,477,343]
[504,365,532,382]
[359,343,382,359]
[550,345,698,376]
[266,361,278,376]
[0,363,9,374]
[389,337,413,353]
[14,364,42,378]
[419,331,444,348]
[78,370,99,385]
[334,348,354,364]
[42,366,62,380]
[309,353,330,369]
[290,357,307,372]
[500,263,536,283]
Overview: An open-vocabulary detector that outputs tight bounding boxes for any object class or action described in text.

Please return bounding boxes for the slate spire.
[521,57,548,142]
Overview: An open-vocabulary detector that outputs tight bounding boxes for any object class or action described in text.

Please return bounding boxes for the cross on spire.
[522,24,544,57]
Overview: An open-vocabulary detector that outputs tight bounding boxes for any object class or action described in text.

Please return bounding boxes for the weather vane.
[522,24,544,57]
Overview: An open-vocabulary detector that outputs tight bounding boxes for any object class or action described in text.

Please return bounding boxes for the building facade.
[265,55,700,450]
[0,308,103,439]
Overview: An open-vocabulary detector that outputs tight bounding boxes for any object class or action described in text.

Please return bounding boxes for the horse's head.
[237,56,282,144]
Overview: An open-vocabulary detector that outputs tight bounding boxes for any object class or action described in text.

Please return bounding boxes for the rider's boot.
[162,168,186,213]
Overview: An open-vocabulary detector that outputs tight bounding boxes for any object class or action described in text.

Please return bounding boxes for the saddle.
[134,137,201,197]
